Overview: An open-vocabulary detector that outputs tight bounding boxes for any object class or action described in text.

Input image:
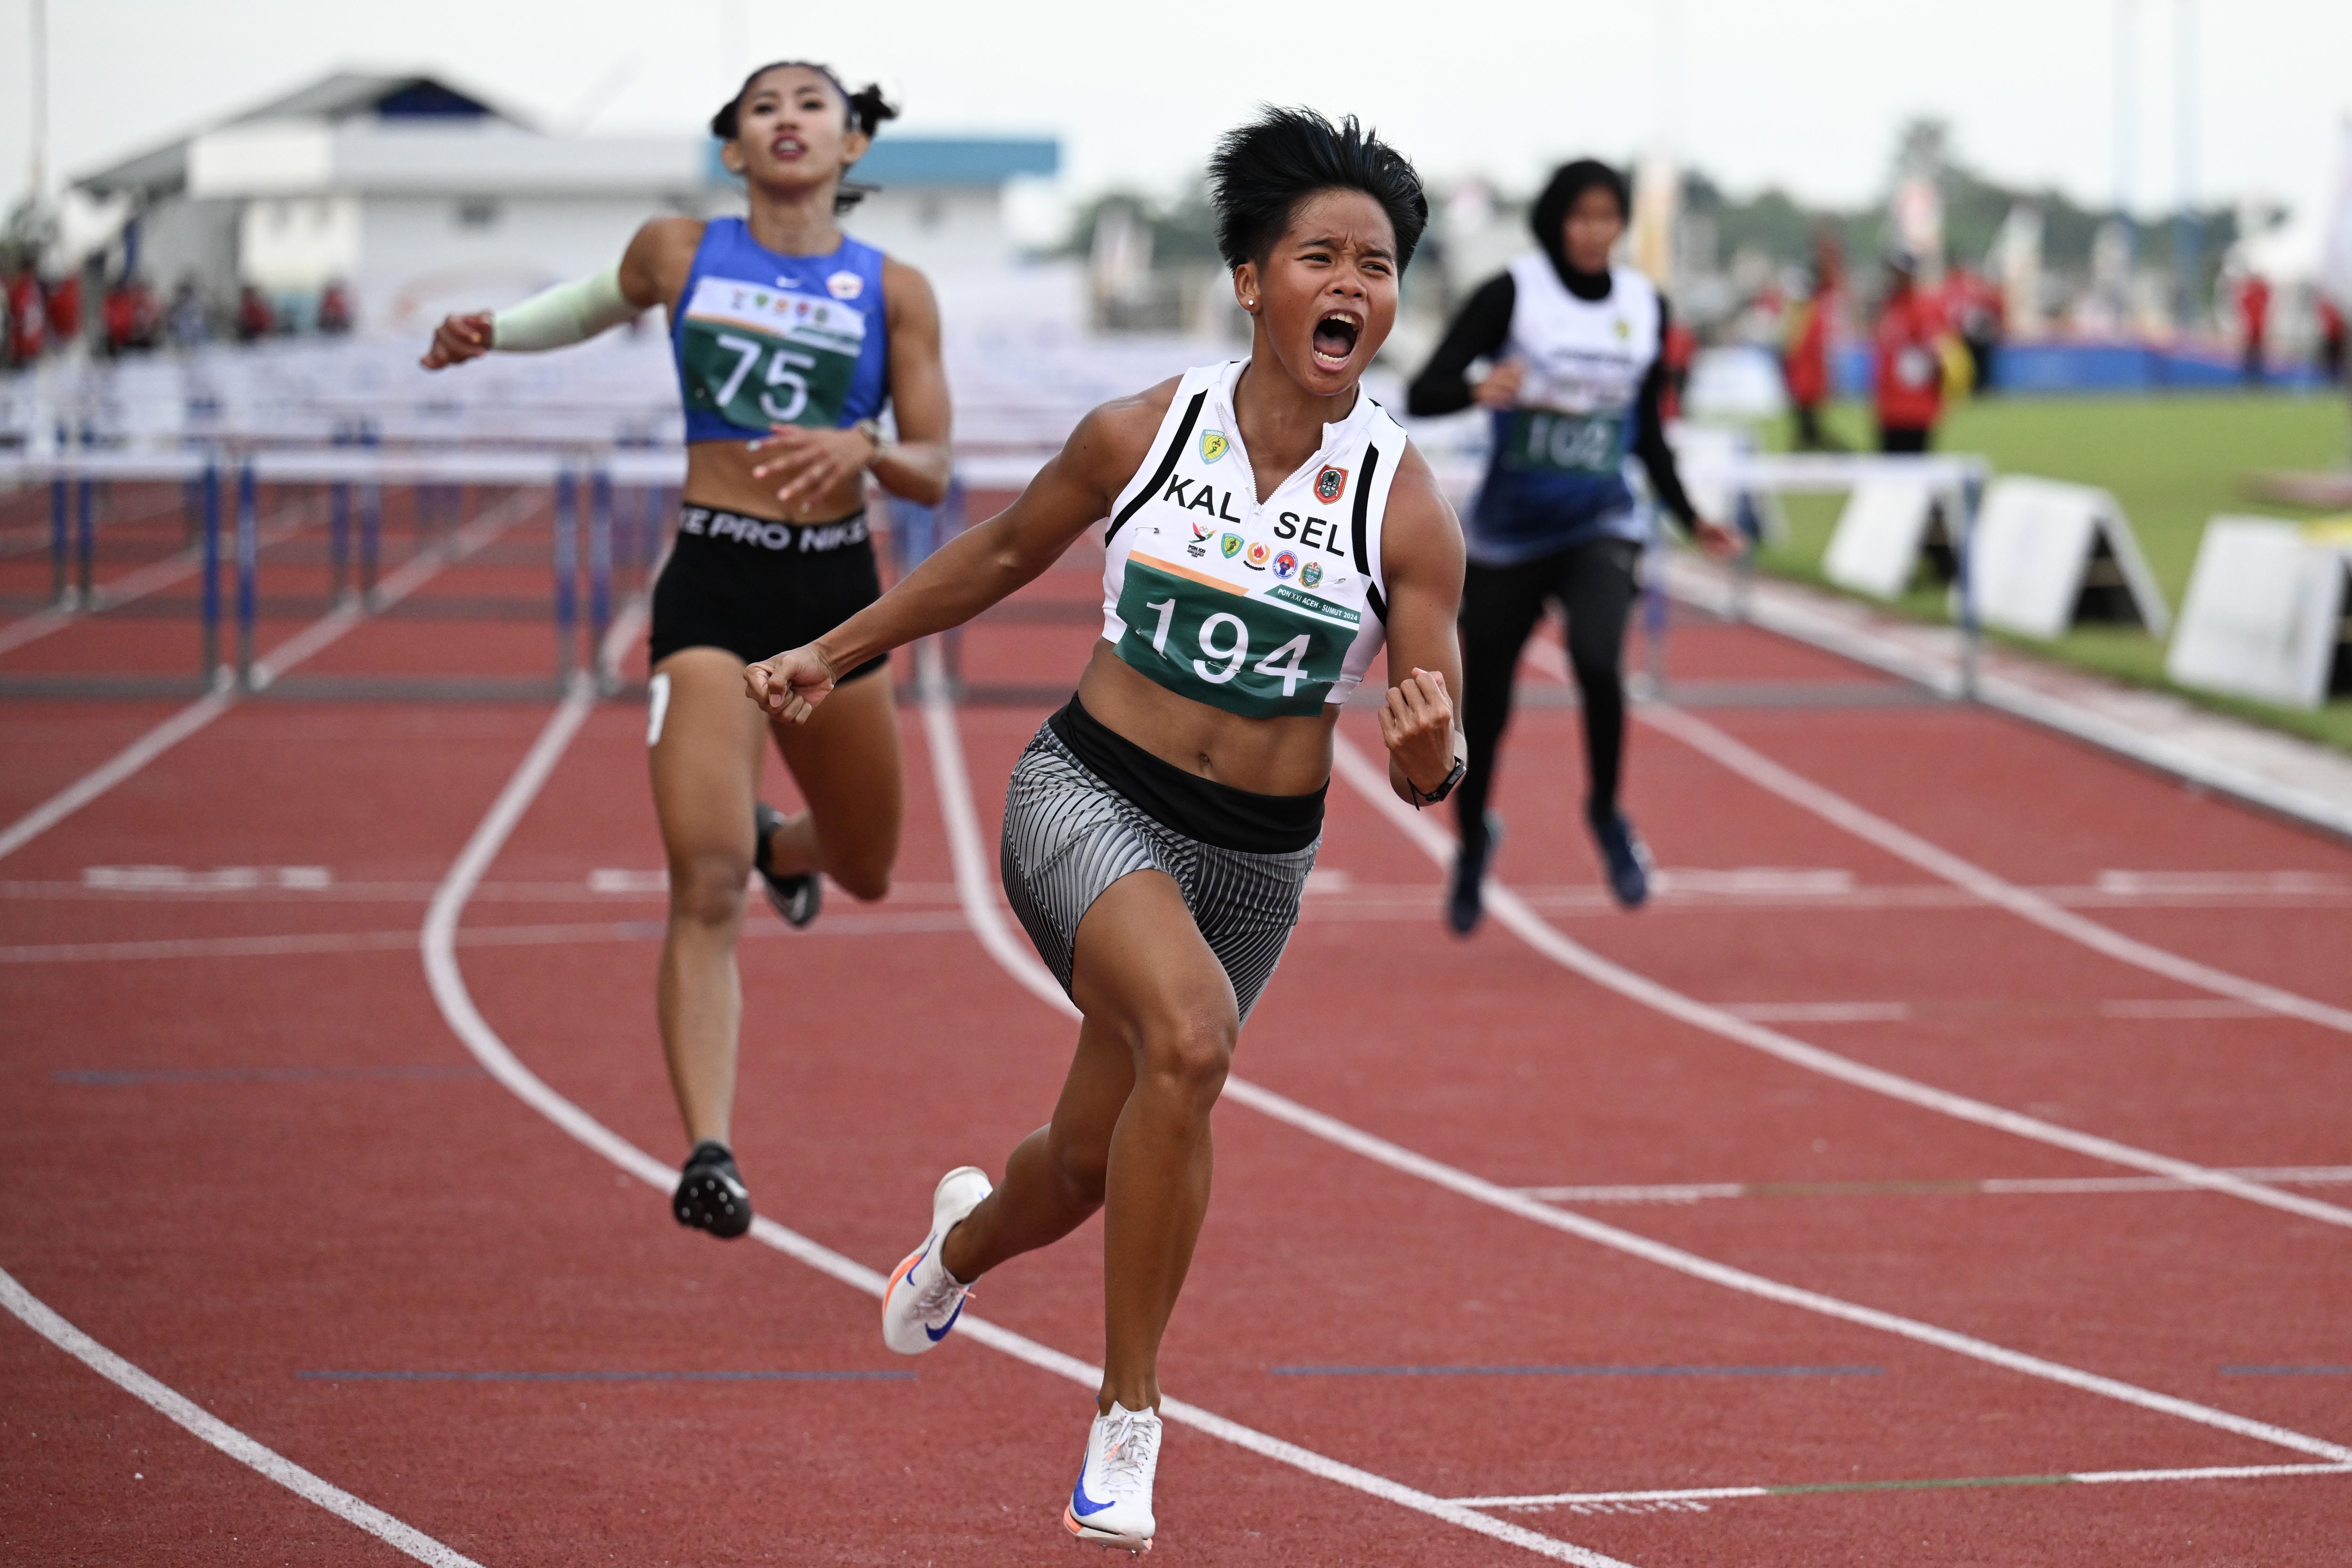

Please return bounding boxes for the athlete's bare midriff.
[1074,641,1341,796]
[679,438,867,525]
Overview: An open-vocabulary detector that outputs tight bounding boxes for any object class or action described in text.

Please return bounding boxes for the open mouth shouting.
[770,135,808,161]
[1311,310,1362,372]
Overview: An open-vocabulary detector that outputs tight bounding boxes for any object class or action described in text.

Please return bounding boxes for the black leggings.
[1454,536,1641,854]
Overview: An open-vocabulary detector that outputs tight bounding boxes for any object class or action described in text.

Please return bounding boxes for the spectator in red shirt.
[317,280,354,335]
[1873,249,1955,452]
[102,275,161,356]
[44,274,82,347]
[2239,272,2272,385]
[235,285,274,343]
[1782,263,1842,450]
[3,263,45,366]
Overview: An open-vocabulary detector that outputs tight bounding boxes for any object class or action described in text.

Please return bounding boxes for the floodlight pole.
[2172,0,2201,330]
[2113,0,2137,265]
[27,0,47,200]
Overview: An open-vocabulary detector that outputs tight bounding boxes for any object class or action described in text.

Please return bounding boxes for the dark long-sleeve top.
[1406,269,1700,533]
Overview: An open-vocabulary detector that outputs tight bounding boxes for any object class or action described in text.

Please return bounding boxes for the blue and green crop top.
[670,218,890,444]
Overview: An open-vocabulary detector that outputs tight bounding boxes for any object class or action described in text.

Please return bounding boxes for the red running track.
[4,531,2349,1565]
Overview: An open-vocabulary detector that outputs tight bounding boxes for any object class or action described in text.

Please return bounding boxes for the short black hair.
[1530,159,1629,272]
[1207,107,1428,274]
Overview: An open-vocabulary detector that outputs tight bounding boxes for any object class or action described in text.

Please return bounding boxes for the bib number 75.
[714,333,816,424]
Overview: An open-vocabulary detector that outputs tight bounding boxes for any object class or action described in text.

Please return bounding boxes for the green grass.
[1746,392,2352,751]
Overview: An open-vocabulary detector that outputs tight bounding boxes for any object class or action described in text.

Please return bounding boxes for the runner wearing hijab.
[422,62,952,1238]
[749,107,1461,1554]
[1408,158,1739,930]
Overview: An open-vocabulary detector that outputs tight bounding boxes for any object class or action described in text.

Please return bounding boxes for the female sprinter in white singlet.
[749,107,1465,1555]
[422,63,952,1239]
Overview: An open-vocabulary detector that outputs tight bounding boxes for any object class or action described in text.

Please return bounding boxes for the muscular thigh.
[1070,870,1239,1051]
[649,647,768,865]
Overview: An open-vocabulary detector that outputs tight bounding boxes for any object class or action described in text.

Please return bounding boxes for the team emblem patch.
[1190,519,1213,541]
[1220,533,1244,558]
[1245,542,1271,569]
[1199,430,1229,464]
[1613,316,1630,339]
[1272,550,1298,580]
[826,271,864,301]
[1314,466,1347,504]
[1300,560,1323,589]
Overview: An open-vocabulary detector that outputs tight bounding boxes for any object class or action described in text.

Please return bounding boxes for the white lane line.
[0,492,536,865]
[1328,733,2352,1234]
[0,1266,484,1568]
[1453,1460,2352,1511]
[919,675,2352,1472]
[422,673,1633,1568]
[0,911,971,965]
[1518,1168,2352,1204]
[0,505,310,656]
[1634,702,2352,1039]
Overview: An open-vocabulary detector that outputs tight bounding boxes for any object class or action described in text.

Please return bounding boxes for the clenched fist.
[1380,667,1456,798]
[420,311,493,370]
[745,644,841,724]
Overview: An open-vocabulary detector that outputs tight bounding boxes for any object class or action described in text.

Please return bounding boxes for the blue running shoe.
[1589,812,1654,909]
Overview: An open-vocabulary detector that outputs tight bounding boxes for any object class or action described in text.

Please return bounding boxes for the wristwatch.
[1408,755,1468,809]
[851,418,892,460]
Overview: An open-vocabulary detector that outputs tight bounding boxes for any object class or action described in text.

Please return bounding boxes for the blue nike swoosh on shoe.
[924,1297,965,1343]
[1071,1477,1115,1518]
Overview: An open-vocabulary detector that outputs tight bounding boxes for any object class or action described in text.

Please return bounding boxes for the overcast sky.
[5,0,2348,235]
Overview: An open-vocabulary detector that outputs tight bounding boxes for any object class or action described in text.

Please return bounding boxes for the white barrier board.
[2165,517,2351,709]
[1666,422,1785,542]
[1972,476,2171,639]
[1823,477,1941,598]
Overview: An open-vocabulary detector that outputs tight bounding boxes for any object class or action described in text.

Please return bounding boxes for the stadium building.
[70,72,1058,337]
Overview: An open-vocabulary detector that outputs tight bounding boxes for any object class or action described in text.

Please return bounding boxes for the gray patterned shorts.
[999,719,1318,1022]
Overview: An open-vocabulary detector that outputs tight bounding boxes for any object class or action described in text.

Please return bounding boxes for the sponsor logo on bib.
[1245,541,1271,569]
[1220,533,1244,558]
[1272,550,1298,580]
[1314,466,1347,504]
[1199,430,1229,463]
[1300,560,1323,588]
[1190,519,1213,541]
[826,271,864,301]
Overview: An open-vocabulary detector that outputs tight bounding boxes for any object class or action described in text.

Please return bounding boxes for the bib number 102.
[715,333,815,423]
[1144,599,1312,695]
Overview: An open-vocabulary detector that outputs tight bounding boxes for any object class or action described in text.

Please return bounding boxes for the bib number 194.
[1147,598,1311,694]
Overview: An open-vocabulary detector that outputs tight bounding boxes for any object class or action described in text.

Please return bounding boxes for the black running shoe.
[673,1140,753,1238]
[1446,812,1504,936]
[753,802,821,928]
[1589,812,1654,910]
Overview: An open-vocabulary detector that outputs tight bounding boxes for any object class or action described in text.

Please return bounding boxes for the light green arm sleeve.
[488,263,641,351]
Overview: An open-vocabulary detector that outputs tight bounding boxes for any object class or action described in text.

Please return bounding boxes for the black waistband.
[677,504,870,554]
[1049,696,1324,855]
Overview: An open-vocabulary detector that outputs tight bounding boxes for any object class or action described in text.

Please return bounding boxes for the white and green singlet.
[1098,361,1402,720]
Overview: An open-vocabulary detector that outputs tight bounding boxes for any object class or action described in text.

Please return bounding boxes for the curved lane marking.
[916,669,2351,1467]
[422,673,1635,1568]
[0,1267,483,1567]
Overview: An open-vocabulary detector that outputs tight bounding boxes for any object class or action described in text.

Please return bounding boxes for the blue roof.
[705,136,1057,188]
